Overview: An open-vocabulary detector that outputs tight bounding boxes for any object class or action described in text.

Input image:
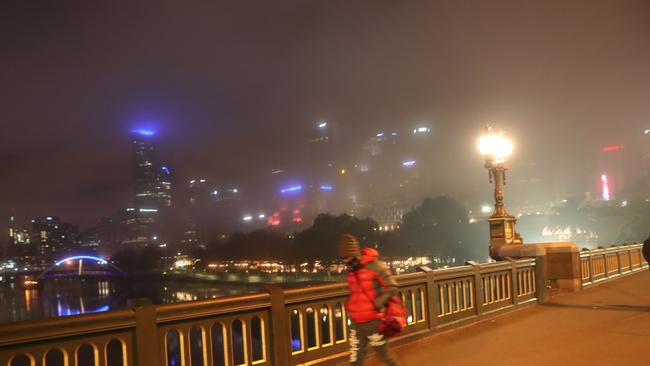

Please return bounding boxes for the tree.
[204,229,294,261]
[111,246,163,275]
[398,196,486,261]
[617,202,650,244]
[294,213,379,260]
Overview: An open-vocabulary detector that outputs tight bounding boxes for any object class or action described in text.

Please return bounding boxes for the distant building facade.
[30,216,79,263]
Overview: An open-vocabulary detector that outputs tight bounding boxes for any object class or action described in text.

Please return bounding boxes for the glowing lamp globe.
[478,131,513,163]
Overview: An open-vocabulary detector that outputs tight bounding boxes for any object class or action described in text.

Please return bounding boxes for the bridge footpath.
[380,269,650,366]
[0,243,647,366]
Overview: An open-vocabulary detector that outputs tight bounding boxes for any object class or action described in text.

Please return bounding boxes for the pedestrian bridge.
[37,255,127,281]
[0,244,647,366]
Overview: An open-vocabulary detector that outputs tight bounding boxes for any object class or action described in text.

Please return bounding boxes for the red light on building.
[602,145,624,152]
[601,174,611,201]
[270,212,281,226]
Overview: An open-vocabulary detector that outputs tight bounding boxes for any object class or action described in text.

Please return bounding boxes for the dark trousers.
[349,320,400,366]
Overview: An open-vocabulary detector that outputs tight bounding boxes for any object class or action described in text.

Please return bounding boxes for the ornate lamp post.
[478,125,523,257]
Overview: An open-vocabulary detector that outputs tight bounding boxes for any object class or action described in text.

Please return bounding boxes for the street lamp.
[478,125,522,256]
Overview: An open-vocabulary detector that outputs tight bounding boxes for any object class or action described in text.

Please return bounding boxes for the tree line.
[200,195,489,263]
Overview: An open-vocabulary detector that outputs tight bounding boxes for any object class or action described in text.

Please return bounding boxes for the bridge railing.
[0,258,542,366]
[579,243,648,287]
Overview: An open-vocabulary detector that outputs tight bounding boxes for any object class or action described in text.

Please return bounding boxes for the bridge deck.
[372,270,650,366]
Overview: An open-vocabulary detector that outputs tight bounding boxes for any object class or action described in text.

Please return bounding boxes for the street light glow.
[478,131,513,162]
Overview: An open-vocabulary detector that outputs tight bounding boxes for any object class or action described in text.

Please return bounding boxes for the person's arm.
[369,260,398,310]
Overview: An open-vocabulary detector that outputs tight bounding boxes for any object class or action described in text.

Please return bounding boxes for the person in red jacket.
[339,234,401,366]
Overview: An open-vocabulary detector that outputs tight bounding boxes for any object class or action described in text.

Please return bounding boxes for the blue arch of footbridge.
[54,255,108,266]
[38,255,126,280]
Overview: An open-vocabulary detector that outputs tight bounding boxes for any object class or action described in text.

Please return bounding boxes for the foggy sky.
[1,0,649,229]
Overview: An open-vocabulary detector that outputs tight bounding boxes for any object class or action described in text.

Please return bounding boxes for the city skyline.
[2,0,650,232]
[4,120,646,233]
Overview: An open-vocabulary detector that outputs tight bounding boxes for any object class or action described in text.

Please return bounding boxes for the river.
[0,275,266,324]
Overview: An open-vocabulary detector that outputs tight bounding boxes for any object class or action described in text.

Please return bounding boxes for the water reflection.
[0,277,258,323]
[57,301,110,316]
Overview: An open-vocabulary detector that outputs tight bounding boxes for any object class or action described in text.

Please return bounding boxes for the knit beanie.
[338,234,361,259]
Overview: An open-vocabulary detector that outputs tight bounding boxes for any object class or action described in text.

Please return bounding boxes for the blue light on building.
[132,128,156,136]
[280,185,303,194]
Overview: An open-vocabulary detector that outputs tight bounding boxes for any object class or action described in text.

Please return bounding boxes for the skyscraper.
[183,179,247,245]
[132,129,173,208]
[182,178,211,248]
[123,129,174,247]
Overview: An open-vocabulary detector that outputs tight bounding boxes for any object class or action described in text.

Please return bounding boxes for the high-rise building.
[31,216,79,263]
[182,178,212,248]
[598,145,625,201]
[78,228,100,253]
[96,217,120,253]
[354,128,431,227]
[9,215,31,246]
[123,129,174,247]
[309,120,333,145]
[307,120,337,181]
[119,207,160,247]
[183,179,248,244]
[188,178,211,207]
[132,129,173,208]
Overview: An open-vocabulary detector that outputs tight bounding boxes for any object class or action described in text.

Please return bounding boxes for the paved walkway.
[368,270,650,366]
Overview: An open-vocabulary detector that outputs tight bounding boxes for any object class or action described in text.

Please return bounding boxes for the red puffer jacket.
[346,248,398,323]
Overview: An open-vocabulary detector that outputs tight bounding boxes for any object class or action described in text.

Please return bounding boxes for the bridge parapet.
[579,243,648,287]
[0,258,542,366]
[4,247,645,366]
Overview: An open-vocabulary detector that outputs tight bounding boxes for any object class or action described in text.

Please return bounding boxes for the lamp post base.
[488,214,522,248]
[490,242,581,291]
